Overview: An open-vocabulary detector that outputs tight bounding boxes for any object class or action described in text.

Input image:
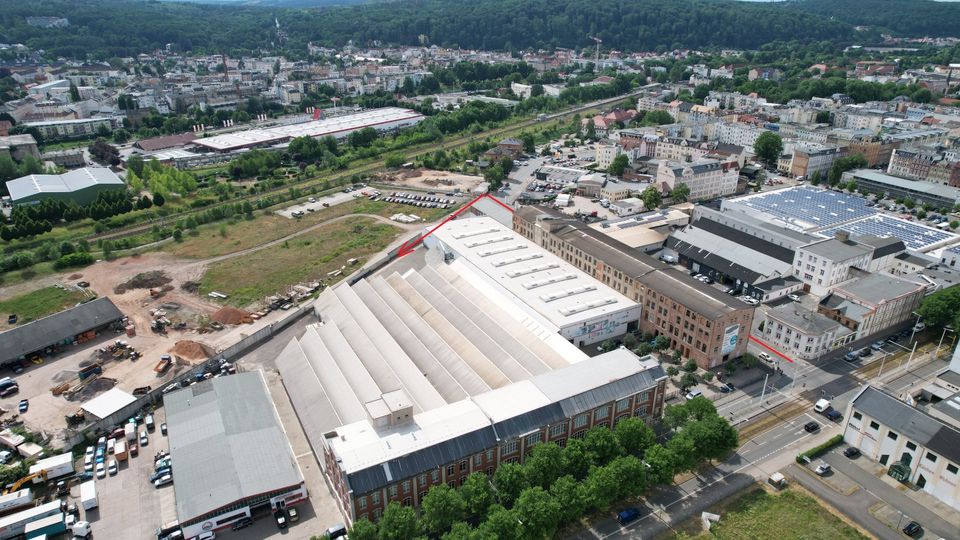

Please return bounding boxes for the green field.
[672,488,868,540]
[166,198,456,259]
[199,216,401,308]
[0,286,91,328]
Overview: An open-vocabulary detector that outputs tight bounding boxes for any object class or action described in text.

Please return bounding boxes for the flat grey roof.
[836,272,924,304]
[0,297,123,364]
[166,372,303,522]
[852,386,960,462]
[848,169,960,202]
[767,305,844,335]
[801,237,873,261]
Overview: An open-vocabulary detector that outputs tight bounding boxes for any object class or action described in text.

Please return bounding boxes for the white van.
[814,399,831,413]
[685,389,703,400]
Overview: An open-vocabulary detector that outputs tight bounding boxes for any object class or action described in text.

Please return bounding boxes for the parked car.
[858,347,872,358]
[95,462,106,479]
[871,340,886,351]
[287,507,299,523]
[195,532,215,540]
[814,462,831,476]
[140,431,148,446]
[804,421,820,433]
[719,384,733,394]
[108,460,118,476]
[902,521,922,537]
[616,507,641,525]
[326,524,347,539]
[150,468,171,482]
[843,351,860,363]
[84,455,93,472]
[160,423,167,436]
[145,414,155,432]
[274,509,287,529]
[685,389,703,401]
[17,399,28,413]
[843,447,861,459]
[231,517,254,531]
[0,385,20,398]
[825,409,843,421]
[9,361,23,374]
[913,322,925,332]
[787,293,801,302]
[154,473,173,488]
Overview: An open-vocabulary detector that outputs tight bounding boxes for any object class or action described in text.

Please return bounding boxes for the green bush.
[796,434,843,463]
[53,252,94,269]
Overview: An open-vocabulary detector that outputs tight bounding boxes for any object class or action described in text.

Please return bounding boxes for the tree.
[523,443,564,489]
[421,483,467,535]
[385,153,406,168]
[679,372,698,389]
[640,186,662,210]
[652,335,670,351]
[349,519,379,540]
[643,444,676,485]
[816,110,831,124]
[560,438,595,480]
[172,229,182,242]
[520,133,536,153]
[607,154,629,176]
[492,462,528,507]
[754,132,783,169]
[666,432,698,473]
[669,182,690,202]
[917,287,960,330]
[582,426,623,466]
[441,522,477,540]
[583,461,621,508]
[614,417,656,456]
[663,403,690,430]
[460,472,494,518]
[69,83,80,102]
[702,371,715,382]
[377,502,420,540]
[584,119,596,140]
[514,487,561,539]
[127,154,145,176]
[479,505,521,539]
[549,475,586,523]
[152,192,165,207]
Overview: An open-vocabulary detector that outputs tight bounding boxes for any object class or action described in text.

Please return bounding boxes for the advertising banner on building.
[721,324,740,355]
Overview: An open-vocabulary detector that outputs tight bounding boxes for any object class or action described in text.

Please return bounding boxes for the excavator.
[3,469,46,495]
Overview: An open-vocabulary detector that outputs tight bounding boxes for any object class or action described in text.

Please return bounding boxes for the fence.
[61,302,315,449]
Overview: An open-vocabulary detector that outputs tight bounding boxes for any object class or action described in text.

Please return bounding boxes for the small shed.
[81,388,136,421]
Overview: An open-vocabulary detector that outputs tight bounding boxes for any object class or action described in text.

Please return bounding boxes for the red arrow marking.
[395,192,513,258]
[748,335,795,363]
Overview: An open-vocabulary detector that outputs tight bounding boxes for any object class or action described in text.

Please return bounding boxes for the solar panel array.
[732,186,876,230]
[819,214,957,251]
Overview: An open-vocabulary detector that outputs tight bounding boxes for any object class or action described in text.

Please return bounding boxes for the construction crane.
[588,35,602,65]
[4,470,46,495]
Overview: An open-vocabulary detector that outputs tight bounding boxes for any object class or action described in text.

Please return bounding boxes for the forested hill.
[0,0,956,60]
[784,0,960,39]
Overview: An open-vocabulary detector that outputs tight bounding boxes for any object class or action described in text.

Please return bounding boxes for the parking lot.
[85,407,178,540]
[276,190,355,218]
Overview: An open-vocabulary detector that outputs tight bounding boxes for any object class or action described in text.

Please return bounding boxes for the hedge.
[796,434,844,463]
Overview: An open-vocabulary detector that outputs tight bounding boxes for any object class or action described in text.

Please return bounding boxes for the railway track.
[87,90,639,244]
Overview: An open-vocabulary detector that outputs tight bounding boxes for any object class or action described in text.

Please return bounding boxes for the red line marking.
[396,193,513,257]
[748,335,794,363]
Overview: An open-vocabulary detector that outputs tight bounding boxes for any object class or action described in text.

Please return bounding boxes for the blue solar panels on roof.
[734,186,876,230]
[820,214,956,251]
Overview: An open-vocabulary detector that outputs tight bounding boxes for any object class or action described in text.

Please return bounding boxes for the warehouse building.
[276,236,665,523]
[165,372,307,538]
[5,167,125,207]
[427,216,641,346]
[0,297,123,367]
[191,107,424,153]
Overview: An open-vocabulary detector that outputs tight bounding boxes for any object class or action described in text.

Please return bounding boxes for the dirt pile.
[68,273,83,280]
[67,378,116,402]
[114,270,172,294]
[180,281,200,293]
[212,307,253,325]
[170,340,210,360]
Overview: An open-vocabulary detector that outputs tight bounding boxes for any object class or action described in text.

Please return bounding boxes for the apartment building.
[790,143,846,179]
[514,207,754,368]
[818,272,925,340]
[762,305,850,361]
[887,148,960,187]
[792,232,873,296]
[655,159,739,201]
[714,122,766,150]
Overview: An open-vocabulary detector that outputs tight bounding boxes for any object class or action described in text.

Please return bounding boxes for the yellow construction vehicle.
[3,470,46,495]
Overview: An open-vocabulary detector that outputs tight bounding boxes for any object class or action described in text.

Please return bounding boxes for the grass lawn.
[0,286,91,328]
[671,488,868,540]
[199,216,401,308]
[166,198,455,259]
[0,261,60,289]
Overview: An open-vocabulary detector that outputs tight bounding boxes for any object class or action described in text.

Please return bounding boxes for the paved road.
[821,450,958,539]
[568,412,841,539]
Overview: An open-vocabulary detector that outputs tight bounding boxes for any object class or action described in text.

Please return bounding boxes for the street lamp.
[908,312,922,345]
[933,325,954,359]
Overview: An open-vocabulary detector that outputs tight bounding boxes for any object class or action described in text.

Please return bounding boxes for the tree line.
[11,0,957,61]
[345,397,738,540]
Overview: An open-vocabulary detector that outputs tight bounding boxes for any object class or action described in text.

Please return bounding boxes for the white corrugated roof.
[6,167,124,202]
[81,387,136,419]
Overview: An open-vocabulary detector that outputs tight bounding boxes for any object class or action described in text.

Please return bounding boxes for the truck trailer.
[79,481,97,511]
[28,452,74,484]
